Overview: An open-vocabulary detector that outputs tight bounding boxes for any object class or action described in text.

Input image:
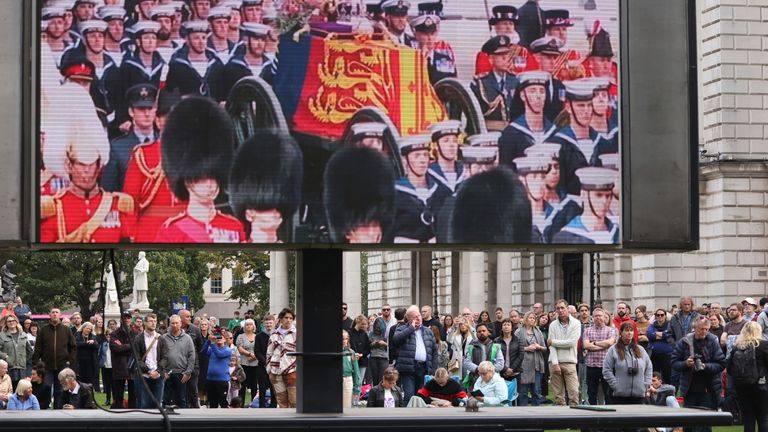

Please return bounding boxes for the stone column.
[496,252,513,311]
[269,251,290,314]
[342,252,362,318]
[460,252,486,313]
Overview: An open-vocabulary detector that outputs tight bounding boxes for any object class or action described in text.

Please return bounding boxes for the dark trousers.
[101,368,112,402]
[112,377,136,408]
[735,384,768,432]
[185,370,199,408]
[651,352,672,386]
[369,357,389,386]
[612,396,643,405]
[400,361,427,404]
[44,367,65,409]
[586,366,612,405]
[240,365,258,403]
[255,365,275,407]
[136,376,165,409]
[207,380,229,408]
[684,391,717,432]
[163,373,187,408]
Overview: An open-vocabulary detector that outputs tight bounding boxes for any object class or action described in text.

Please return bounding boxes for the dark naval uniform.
[498,116,558,168]
[207,38,236,64]
[545,77,566,122]
[471,71,517,128]
[425,41,458,85]
[549,126,613,195]
[222,52,276,97]
[165,46,226,101]
[118,51,166,124]
[552,215,619,245]
[590,126,619,167]
[427,162,467,216]
[393,177,438,243]
[103,130,156,192]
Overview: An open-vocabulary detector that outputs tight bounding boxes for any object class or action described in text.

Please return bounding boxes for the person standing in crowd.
[178,309,203,408]
[12,298,30,324]
[612,302,638,342]
[583,308,616,405]
[491,308,505,338]
[30,365,51,410]
[341,330,361,408]
[670,296,699,342]
[133,313,167,409]
[392,305,438,404]
[98,319,116,406]
[672,317,726,431]
[267,308,297,408]
[348,315,371,383]
[57,368,96,409]
[602,321,652,405]
[109,311,136,408]
[0,314,33,390]
[254,314,276,408]
[74,321,99,390]
[342,303,353,332]
[647,308,675,386]
[495,318,522,381]
[548,299,581,406]
[201,328,233,408]
[516,311,546,406]
[367,367,404,408]
[635,305,651,349]
[227,353,246,405]
[7,379,39,411]
[721,303,747,350]
[236,318,259,404]
[369,316,390,386]
[197,319,211,406]
[227,311,242,333]
[462,322,504,388]
[162,314,196,408]
[729,322,768,432]
[32,308,76,410]
[421,305,441,332]
[757,298,768,340]
[708,314,724,340]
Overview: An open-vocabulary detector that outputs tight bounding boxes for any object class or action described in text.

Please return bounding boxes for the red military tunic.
[122,139,188,243]
[40,188,137,243]
[584,60,619,117]
[154,211,245,243]
[40,169,69,197]
[474,45,535,76]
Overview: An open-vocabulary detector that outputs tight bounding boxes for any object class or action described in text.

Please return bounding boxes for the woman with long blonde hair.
[730,321,768,432]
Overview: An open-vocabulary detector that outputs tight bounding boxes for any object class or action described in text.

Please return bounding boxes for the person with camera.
[602,321,652,405]
[672,316,726,429]
[201,327,233,408]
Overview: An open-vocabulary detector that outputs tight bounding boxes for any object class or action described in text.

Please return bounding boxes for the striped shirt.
[583,325,617,368]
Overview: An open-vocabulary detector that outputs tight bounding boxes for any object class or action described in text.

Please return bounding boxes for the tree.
[202,251,271,319]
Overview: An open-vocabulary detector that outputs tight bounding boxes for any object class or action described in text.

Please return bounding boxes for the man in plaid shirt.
[582,308,617,405]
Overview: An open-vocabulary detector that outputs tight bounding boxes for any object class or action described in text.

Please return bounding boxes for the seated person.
[414,367,467,407]
[471,361,509,407]
[645,371,679,408]
[366,367,405,408]
[0,359,11,409]
[57,368,96,409]
[30,365,51,410]
[7,379,40,410]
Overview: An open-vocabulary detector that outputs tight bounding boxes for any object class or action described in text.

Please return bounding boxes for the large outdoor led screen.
[37,0,620,246]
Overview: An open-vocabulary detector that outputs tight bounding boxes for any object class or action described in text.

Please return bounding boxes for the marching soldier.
[228,130,304,244]
[220,0,243,43]
[552,167,619,245]
[42,6,72,67]
[462,144,499,177]
[126,0,157,28]
[528,36,566,122]
[240,0,264,24]
[98,5,130,66]
[222,22,275,97]
[597,153,621,223]
[393,135,437,243]
[471,35,518,131]
[40,81,137,244]
[71,0,97,35]
[513,155,553,243]
[207,5,236,64]
[381,0,416,47]
[542,9,583,81]
[588,77,616,134]
[155,97,244,243]
[150,4,180,64]
[427,120,466,212]
[119,21,166,132]
[411,3,457,85]
[475,5,533,76]
[122,90,186,243]
[165,20,226,101]
[188,0,212,21]
[103,84,159,193]
[498,71,557,168]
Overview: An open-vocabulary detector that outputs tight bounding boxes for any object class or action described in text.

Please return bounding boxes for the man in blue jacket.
[392,305,438,404]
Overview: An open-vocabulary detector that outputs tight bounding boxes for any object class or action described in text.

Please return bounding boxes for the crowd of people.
[2,294,767,431]
[38,0,621,246]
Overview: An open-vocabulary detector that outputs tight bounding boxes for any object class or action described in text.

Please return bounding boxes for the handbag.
[448,358,460,373]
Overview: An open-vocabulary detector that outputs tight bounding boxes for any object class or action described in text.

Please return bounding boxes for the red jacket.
[612,315,639,343]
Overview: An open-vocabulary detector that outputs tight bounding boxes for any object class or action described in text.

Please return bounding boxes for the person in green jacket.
[0,315,34,389]
[342,330,361,408]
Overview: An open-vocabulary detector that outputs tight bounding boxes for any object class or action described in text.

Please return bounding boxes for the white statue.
[132,251,150,309]
[104,264,121,315]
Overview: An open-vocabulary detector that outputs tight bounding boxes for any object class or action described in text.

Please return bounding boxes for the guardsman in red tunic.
[583,24,618,120]
[154,96,244,243]
[474,6,534,76]
[40,78,136,243]
[122,90,187,243]
[542,9,584,82]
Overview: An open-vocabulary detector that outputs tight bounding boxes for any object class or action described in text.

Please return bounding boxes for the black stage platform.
[0,405,732,431]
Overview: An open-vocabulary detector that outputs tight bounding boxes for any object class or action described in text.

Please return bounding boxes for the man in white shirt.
[133,313,168,408]
[548,299,581,406]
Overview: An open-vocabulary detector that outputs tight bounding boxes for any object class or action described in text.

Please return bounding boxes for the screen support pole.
[294,249,344,413]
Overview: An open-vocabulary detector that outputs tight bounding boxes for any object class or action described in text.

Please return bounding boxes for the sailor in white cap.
[586,77,614,133]
[48,0,78,45]
[217,0,243,43]
[428,120,465,189]
[189,0,213,20]
[528,35,567,121]
[98,5,129,66]
[42,6,73,65]
[347,122,388,153]
[411,3,456,85]
[498,71,558,168]
[207,5,236,63]
[165,21,227,101]
[597,153,620,223]
[149,4,180,64]
[381,0,416,47]
[552,167,619,245]
[222,22,276,96]
[240,0,265,24]
[118,21,166,133]
[393,135,438,243]
[462,145,498,176]
[73,0,97,25]
[514,155,556,242]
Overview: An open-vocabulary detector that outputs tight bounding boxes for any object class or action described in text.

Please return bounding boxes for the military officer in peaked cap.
[165,20,226,101]
[381,0,416,47]
[222,22,276,96]
[411,3,457,85]
[393,135,438,243]
[552,167,619,245]
[528,35,567,122]
[471,35,519,131]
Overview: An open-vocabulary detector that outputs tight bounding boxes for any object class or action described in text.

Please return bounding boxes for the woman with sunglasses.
[646,308,674,385]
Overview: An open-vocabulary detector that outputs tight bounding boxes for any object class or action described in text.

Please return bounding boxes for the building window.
[210,274,222,294]
[232,276,243,287]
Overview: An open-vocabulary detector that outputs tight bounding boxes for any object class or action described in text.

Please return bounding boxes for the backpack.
[729,345,759,386]
[722,393,743,425]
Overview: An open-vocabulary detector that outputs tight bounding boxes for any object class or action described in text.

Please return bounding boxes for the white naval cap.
[398,134,431,155]
[41,6,67,20]
[79,19,108,34]
[598,153,620,171]
[466,132,501,147]
[208,5,233,20]
[74,0,98,5]
[50,0,75,10]
[219,0,243,10]
[525,143,561,159]
[131,20,161,36]
[150,4,177,19]
[410,14,440,32]
[586,76,611,92]
[564,78,598,101]
[462,146,497,164]
[529,35,564,54]
[516,70,551,90]
[241,22,271,37]
[350,122,387,139]
[97,5,126,20]
[429,120,462,141]
[575,167,616,190]
[182,20,211,35]
[514,156,552,175]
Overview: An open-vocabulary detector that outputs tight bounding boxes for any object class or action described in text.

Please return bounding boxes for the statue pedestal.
[128,305,154,317]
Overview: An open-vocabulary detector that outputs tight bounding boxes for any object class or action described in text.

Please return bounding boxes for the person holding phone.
[56,368,96,409]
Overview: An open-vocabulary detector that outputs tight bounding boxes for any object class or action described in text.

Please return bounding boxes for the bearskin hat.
[161,96,235,201]
[451,167,532,244]
[323,147,395,243]
[228,129,303,224]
